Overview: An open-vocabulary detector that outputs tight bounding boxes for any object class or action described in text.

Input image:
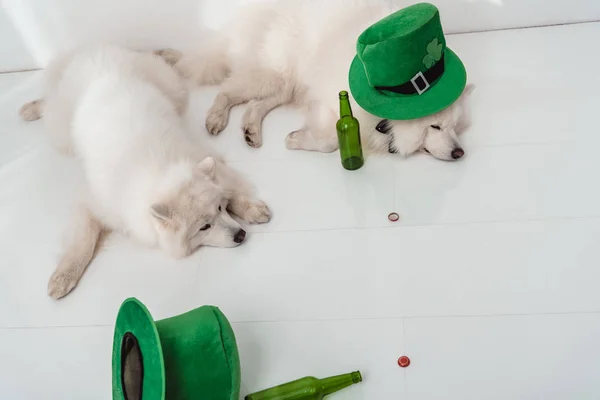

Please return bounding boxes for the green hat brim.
[112,298,165,400]
[349,47,467,120]
[112,298,241,400]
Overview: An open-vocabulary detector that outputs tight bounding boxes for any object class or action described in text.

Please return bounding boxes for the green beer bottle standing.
[336,91,364,171]
[245,371,362,400]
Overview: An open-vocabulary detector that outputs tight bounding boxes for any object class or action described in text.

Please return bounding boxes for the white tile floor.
[1,22,600,399]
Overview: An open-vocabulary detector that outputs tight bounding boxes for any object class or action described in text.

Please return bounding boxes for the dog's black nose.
[451,148,464,159]
[234,229,246,244]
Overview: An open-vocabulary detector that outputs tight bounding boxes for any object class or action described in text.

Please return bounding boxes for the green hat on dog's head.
[112,298,240,400]
[349,3,467,120]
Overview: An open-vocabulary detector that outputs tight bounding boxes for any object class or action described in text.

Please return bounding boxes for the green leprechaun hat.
[349,2,467,120]
[112,298,240,400]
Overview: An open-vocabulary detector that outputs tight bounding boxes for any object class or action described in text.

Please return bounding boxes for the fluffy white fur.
[20,45,271,299]
[177,0,475,160]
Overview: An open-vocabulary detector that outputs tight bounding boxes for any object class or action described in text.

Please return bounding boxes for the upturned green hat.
[349,3,467,120]
[112,298,240,400]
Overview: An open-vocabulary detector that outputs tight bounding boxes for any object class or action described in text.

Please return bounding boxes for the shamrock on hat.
[423,38,443,68]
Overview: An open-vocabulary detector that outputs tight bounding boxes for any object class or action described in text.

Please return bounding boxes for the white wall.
[433,0,600,32]
[1,0,599,72]
[0,6,37,71]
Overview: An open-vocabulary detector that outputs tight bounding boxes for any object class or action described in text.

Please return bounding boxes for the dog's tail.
[175,32,230,86]
[19,98,44,121]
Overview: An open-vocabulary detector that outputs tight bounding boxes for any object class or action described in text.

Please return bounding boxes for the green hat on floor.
[112,298,240,400]
[349,2,467,120]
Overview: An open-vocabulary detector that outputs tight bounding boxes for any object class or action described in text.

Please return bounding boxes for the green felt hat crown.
[112,298,240,400]
[349,3,467,120]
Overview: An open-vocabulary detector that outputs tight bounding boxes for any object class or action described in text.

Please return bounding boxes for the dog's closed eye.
[430,125,441,130]
[376,119,391,134]
[199,224,211,231]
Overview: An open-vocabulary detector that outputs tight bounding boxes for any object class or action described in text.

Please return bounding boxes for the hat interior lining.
[122,332,144,400]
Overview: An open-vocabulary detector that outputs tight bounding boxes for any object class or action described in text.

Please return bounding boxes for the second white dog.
[20,45,271,299]
[177,0,474,161]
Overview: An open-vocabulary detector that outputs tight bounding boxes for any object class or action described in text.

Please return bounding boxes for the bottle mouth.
[339,90,349,98]
[351,371,362,383]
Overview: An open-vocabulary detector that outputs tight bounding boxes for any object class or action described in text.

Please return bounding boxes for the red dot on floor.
[398,356,410,368]
[388,212,400,222]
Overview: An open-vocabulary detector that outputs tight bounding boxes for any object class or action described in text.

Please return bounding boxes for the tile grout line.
[447,19,600,37]
[5,309,600,330]
[187,246,207,299]
[402,317,408,397]
[0,67,41,75]
[222,140,579,165]
[247,214,600,237]
[226,310,600,324]
[0,324,114,330]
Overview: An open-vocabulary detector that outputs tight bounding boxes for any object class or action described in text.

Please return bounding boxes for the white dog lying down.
[177,0,474,161]
[20,45,271,299]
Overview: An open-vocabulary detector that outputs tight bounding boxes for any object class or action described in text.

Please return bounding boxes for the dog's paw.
[245,200,272,224]
[243,127,262,148]
[285,129,338,153]
[241,200,272,224]
[285,130,303,150]
[47,270,78,300]
[205,107,229,135]
[154,48,182,66]
[19,100,43,121]
[241,103,263,148]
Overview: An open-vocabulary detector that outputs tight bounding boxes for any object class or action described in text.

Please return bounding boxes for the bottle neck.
[339,93,353,118]
[321,371,362,396]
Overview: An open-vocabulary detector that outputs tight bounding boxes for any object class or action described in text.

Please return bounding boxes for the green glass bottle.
[245,371,362,400]
[336,91,364,171]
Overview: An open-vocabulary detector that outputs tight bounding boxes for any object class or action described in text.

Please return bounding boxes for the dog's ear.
[196,157,216,179]
[151,203,179,229]
[151,203,172,221]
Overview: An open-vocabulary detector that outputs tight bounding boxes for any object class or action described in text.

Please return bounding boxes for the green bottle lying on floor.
[245,371,362,400]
